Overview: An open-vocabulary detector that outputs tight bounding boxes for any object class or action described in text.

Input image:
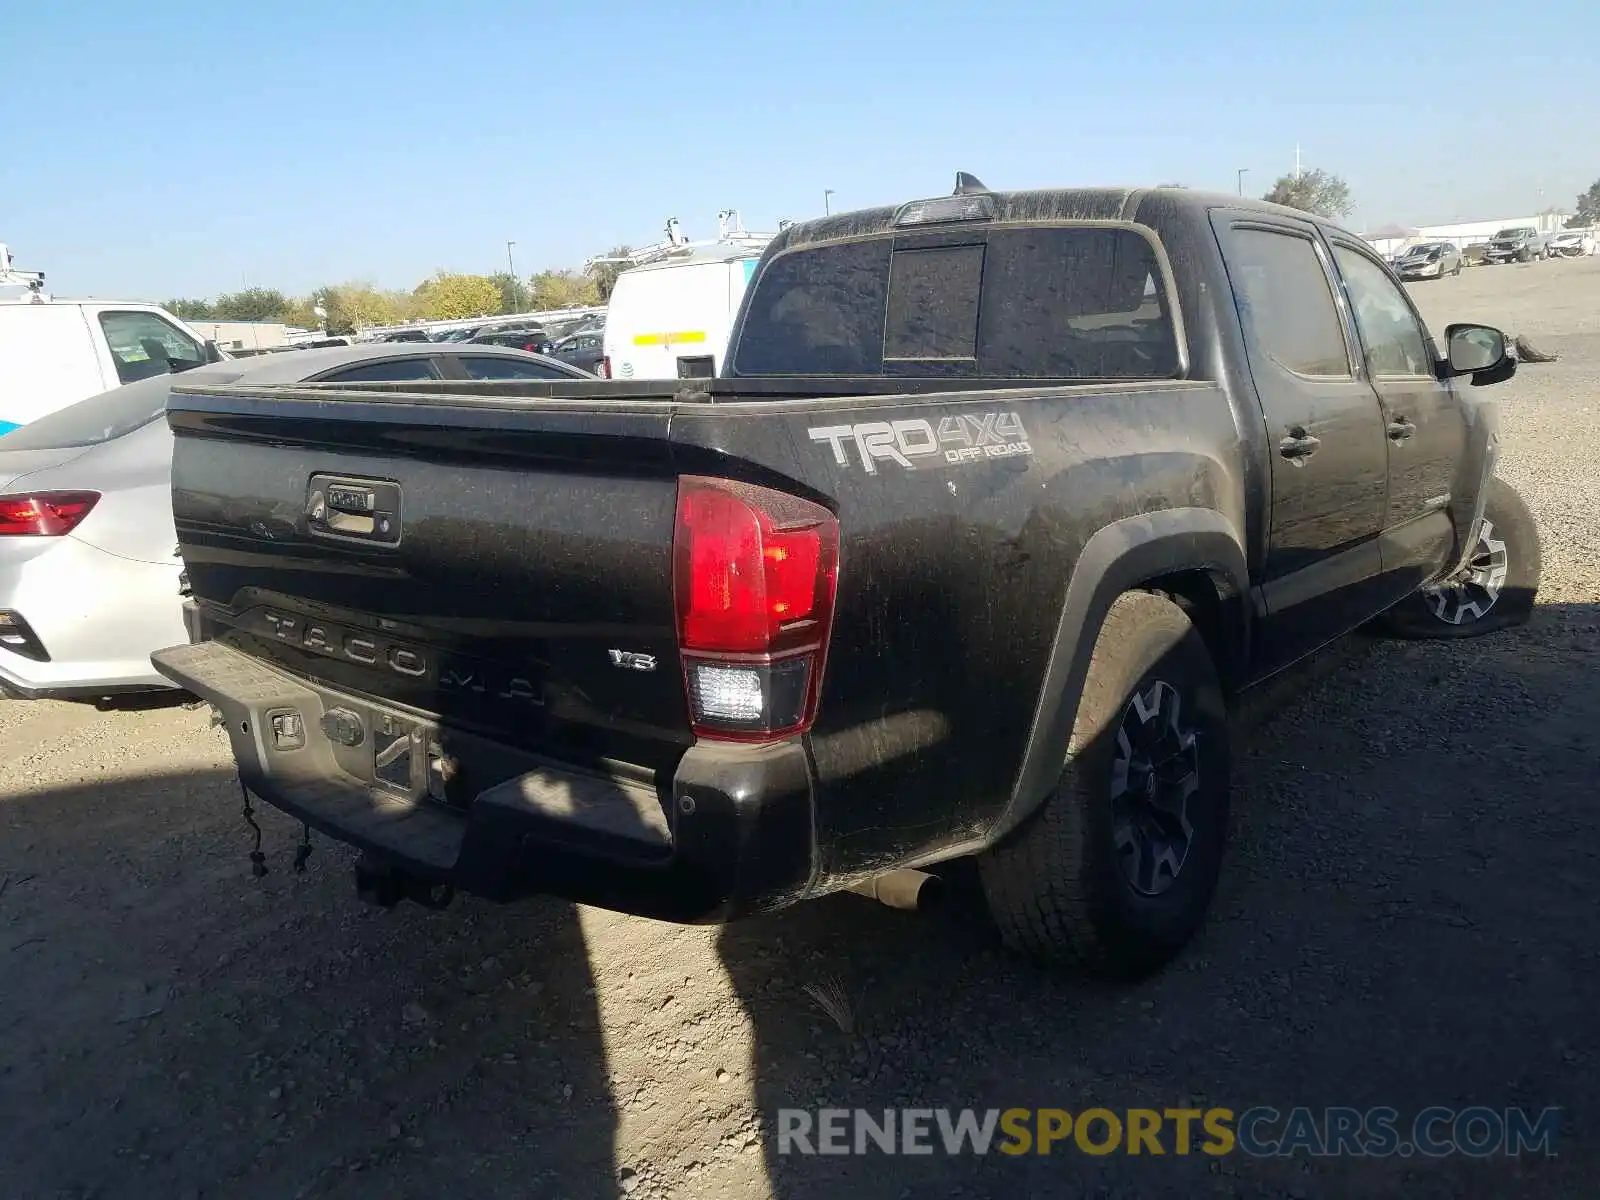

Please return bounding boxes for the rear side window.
[321,358,440,383]
[1221,229,1351,378]
[458,356,573,380]
[732,226,1178,379]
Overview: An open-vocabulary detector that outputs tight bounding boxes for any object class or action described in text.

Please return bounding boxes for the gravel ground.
[2,257,1598,1200]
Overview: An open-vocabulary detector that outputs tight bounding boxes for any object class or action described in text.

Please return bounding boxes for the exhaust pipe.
[844,869,942,912]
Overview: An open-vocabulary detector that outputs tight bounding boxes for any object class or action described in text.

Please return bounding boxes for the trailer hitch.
[353,854,455,911]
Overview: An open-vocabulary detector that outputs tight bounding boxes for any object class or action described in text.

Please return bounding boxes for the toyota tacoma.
[152,178,1539,979]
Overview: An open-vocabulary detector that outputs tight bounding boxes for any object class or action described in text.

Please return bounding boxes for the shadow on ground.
[719,605,1600,1198]
[2,606,1597,1198]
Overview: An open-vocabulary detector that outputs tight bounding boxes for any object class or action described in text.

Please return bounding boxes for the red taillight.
[0,492,100,536]
[673,477,838,741]
[599,356,612,379]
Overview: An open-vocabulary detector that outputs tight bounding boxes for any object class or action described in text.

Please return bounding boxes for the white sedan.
[0,343,590,699]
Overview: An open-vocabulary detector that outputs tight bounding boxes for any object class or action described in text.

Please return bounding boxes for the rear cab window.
[731,225,1179,379]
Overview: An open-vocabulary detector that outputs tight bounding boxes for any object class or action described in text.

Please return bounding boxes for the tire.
[1375,475,1541,639]
[979,591,1231,979]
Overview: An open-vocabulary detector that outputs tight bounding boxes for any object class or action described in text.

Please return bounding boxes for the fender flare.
[990,507,1248,844]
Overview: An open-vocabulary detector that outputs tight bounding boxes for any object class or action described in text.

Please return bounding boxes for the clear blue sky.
[2,0,1593,301]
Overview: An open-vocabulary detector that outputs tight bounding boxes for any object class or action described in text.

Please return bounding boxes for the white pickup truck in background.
[0,244,223,434]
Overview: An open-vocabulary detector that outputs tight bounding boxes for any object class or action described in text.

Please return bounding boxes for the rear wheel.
[1376,476,1541,638]
[979,591,1230,979]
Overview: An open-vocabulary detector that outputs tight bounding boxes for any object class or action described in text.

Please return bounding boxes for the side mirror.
[1443,323,1514,386]
[203,339,226,363]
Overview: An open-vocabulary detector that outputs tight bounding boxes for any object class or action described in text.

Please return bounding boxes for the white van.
[601,244,765,380]
[0,299,221,434]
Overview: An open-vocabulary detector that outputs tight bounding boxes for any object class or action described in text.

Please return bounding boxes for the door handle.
[1279,431,1321,463]
[1388,418,1417,441]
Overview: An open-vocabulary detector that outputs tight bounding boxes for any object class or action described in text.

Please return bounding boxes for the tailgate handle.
[307,474,402,546]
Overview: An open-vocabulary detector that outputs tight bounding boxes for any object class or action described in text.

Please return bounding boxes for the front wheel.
[1375,476,1541,638]
[979,591,1231,979]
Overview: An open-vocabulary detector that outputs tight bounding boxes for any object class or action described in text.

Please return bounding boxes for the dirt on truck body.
[155,177,1538,979]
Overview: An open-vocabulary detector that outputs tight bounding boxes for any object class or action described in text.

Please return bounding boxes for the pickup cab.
[153,180,1539,979]
[0,298,225,433]
[1483,226,1547,264]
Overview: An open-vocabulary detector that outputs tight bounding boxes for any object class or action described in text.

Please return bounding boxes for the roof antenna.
[953,172,989,195]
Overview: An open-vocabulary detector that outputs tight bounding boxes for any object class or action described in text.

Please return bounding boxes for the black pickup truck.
[154,178,1540,979]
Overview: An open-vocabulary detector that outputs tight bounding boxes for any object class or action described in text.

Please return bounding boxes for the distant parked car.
[1547,231,1597,258]
[468,325,555,354]
[1462,242,1489,266]
[1483,227,1547,264]
[379,328,433,343]
[548,330,605,373]
[0,343,591,700]
[1394,241,1463,280]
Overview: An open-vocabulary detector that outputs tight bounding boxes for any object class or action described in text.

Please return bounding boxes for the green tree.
[584,245,633,302]
[413,271,502,320]
[279,298,323,330]
[165,297,214,320]
[1263,168,1353,219]
[212,287,289,322]
[529,268,600,311]
[1567,180,1600,228]
[315,282,399,334]
[488,271,526,314]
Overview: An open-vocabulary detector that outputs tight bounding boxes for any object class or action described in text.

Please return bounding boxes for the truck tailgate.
[166,387,692,771]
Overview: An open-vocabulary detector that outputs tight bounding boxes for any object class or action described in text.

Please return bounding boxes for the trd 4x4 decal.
[808,412,1033,474]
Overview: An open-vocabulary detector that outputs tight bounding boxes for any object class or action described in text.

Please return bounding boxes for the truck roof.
[765,186,1347,256]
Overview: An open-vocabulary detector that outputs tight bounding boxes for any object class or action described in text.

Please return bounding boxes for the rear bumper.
[150,637,819,922]
[0,538,185,699]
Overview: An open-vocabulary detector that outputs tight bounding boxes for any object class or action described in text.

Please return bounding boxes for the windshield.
[1493,228,1530,239]
[0,366,245,451]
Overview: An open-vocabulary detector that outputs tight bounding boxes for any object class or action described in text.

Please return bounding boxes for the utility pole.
[1237,168,1248,197]
[506,241,519,311]
[824,189,835,216]
[1294,144,1303,181]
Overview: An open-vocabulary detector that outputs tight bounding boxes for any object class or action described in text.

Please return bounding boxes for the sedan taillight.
[0,492,100,536]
